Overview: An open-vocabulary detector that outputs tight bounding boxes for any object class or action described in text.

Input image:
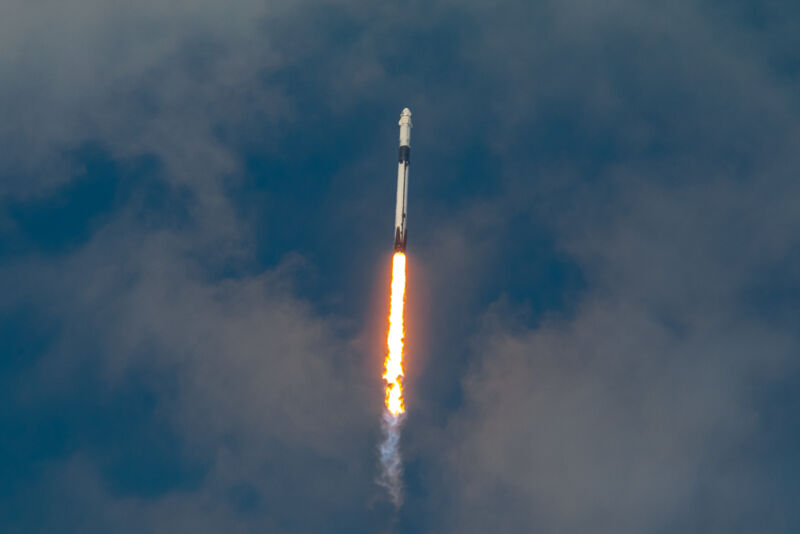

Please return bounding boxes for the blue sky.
[1,1,799,532]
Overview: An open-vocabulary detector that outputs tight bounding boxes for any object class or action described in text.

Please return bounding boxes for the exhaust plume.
[378,252,407,507]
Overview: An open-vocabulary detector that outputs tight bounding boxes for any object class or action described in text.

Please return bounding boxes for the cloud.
[0,2,392,530]
[434,6,800,529]
[443,238,797,532]
[1,221,382,531]
[2,0,800,532]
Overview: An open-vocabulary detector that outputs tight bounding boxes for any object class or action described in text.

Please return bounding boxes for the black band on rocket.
[398,146,410,163]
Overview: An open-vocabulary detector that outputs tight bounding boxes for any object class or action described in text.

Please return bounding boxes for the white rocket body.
[394,108,412,252]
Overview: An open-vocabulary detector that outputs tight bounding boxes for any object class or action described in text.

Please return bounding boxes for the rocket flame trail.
[378,108,412,509]
[384,252,406,416]
[378,252,406,507]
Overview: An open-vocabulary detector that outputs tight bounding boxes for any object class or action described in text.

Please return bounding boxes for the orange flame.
[384,252,406,416]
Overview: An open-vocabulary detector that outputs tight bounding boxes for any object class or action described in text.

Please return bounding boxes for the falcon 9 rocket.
[393,108,412,252]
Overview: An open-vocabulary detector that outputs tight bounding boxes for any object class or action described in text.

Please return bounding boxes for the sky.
[1,1,799,532]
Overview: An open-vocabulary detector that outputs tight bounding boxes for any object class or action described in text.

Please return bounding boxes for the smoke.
[378,410,405,508]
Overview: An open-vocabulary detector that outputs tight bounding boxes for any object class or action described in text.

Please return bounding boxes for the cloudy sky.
[2,1,799,532]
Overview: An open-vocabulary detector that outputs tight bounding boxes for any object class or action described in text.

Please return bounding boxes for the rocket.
[394,108,412,252]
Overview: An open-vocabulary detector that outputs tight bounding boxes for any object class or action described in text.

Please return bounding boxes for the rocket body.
[394,108,412,252]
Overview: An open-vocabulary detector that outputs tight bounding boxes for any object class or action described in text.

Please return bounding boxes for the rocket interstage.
[378,108,412,508]
[393,108,412,253]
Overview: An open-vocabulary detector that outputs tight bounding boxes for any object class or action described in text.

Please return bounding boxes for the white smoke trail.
[378,410,405,507]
